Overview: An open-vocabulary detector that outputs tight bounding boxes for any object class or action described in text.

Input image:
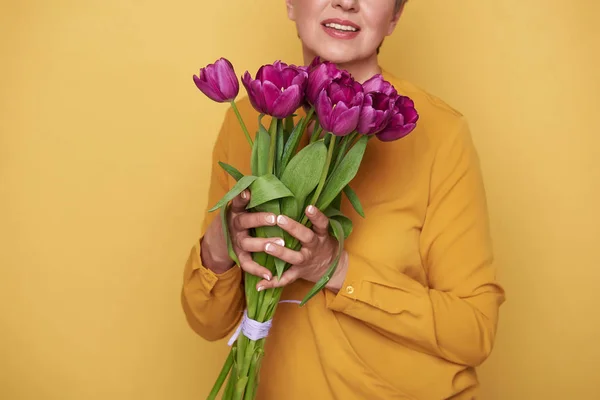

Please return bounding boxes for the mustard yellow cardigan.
[182,70,505,400]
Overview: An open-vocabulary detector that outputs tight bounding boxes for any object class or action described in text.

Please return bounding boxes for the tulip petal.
[376,123,416,142]
[315,89,334,132]
[271,85,302,118]
[262,81,283,114]
[307,64,333,104]
[401,106,419,124]
[214,58,239,100]
[250,79,268,114]
[358,106,377,134]
[281,67,298,88]
[332,106,360,136]
[291,71,308,90]
[193,73,226,102]
[260,65,284,89]
[242,72,267,114]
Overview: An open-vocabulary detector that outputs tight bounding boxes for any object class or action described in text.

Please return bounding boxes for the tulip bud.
[193,58,239,103]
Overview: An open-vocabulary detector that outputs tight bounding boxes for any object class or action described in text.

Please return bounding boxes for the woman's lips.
[321,19,361,40]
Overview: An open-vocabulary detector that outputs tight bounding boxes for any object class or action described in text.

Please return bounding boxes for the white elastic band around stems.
[227,300,301,346]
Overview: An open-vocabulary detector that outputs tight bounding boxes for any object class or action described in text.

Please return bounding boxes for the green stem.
[223,344,237,400]
[207,350,234,400]
[243,348,264,400]
[310,133,336,207]
[267,118,278,174]
[230,101,253,147]
[284,115,294,139]
[304,107,315,134]
[310,121,322,143]
[332,132,355,172]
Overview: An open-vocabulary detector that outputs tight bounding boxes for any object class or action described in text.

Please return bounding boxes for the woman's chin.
[312,49,362,65]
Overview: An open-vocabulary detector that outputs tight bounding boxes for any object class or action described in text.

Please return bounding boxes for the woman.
[182,0,505,399]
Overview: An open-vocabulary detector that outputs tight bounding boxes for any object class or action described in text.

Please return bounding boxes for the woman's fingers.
[264,241,306,266]
[304,205,330,236]
[237,236,285,253]
[230,190,251,213]
[256,266,301,291]
[275,215,318,247]
[234,211,277,231]
[236,250,273,282]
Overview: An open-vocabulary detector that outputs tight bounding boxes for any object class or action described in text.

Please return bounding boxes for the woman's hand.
[202,191,348,292]
[201,190,282,282]
[255,205,349,293]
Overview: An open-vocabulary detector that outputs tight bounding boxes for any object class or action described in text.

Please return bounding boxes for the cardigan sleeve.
[181,106,244,342]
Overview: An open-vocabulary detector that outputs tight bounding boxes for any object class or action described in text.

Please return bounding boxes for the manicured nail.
[257,286,264,292]
[266,214,275,224]
[241,190,247,199]
[275,238,285,247]
[263,274,271,282]
[265,243,274,253]
[277,215,287,225]
[307,205,316,215]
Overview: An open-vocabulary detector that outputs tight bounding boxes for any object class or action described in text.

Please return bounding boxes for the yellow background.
[1,0,599,399]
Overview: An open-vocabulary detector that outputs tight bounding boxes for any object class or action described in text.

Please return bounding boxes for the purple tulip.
[376,96,419,142]
[362,74,398,98]
[242,61,308,119]
[306,60,351,106]
[357,92,396,135]
[193,58,239,103]
[315,74,364,136]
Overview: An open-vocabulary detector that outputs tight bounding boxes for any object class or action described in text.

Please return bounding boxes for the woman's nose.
[331,0,360,13]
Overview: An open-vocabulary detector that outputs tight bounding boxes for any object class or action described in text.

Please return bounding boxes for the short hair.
[395,0,407,13]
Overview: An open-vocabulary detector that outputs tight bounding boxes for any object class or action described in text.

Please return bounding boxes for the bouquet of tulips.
[193,56,418,400]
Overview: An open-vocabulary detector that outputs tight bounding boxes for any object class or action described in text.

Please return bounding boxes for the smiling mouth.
[323,22,359,32]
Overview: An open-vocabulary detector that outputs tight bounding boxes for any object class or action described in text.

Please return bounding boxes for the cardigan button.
[346,286,355,295]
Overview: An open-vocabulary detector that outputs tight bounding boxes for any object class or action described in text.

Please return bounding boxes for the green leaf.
[300,219,345,306]
[331,192,342,210]
[247,174,294,209]
[280,141,327,220]
[324,207,353,239]
[219,161,244,182]
[220,203,239,265]
[281,116,306,170]
[208,175,258,212]
[343,185,365,217]
[315,135,368,211]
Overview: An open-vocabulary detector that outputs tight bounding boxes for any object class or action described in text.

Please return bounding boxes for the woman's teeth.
[324,23,358,32]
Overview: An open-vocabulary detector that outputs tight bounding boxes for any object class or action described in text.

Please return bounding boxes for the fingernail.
[266,215,275,224]
[263,274,271,281]
[277,215,287,225]
[307,205,316,215]
[241,191,247,199]
[275,238,285,247]
[265,243,274,253]
[257,286,264,292]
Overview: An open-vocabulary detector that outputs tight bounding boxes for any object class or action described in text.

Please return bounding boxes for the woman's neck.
[303,48,382,83]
